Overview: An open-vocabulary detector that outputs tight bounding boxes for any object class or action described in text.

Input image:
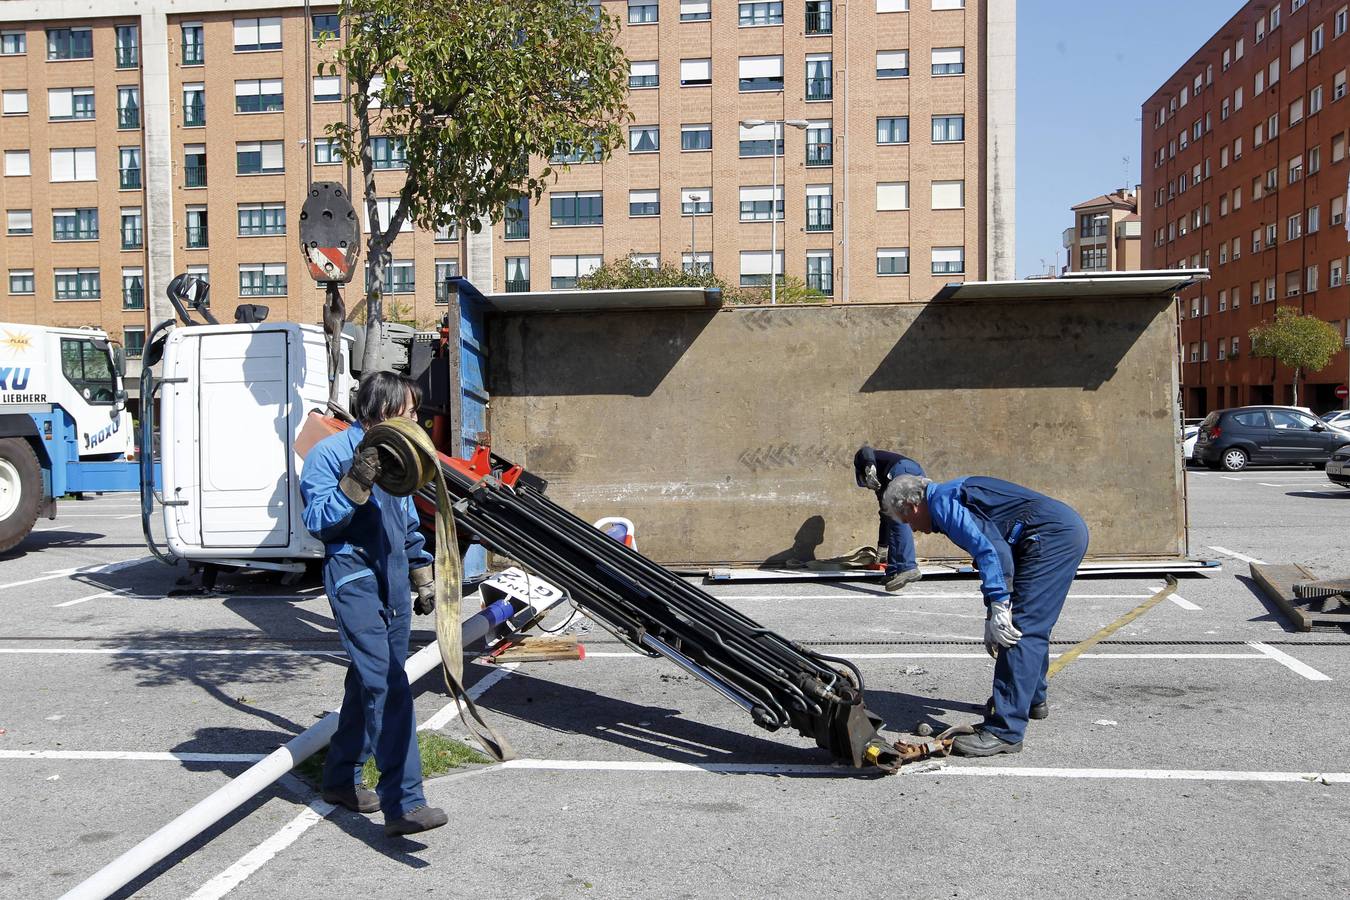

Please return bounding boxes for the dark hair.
[354,371,421,428]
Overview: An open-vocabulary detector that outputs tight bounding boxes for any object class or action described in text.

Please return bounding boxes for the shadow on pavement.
[471,665,875,775]
[1234,574,1299,633]
[1285,490,1350,499]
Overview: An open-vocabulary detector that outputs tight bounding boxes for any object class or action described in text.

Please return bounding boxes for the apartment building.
[1142,0,1350,416]
[1061,188,1141,274]
[0,0,1015,387]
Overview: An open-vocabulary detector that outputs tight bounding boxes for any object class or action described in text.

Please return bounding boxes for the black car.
[1194,406,1350,472]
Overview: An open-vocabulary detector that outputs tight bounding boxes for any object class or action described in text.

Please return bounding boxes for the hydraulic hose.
[360,417,512,761]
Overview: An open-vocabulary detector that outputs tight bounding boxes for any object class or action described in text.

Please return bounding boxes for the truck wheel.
[0,438,43,554]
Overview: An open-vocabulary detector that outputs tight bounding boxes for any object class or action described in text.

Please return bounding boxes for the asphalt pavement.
[2,468,1348,899]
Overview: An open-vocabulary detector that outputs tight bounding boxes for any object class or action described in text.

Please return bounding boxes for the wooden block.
[1250,562,1350,632]
[492,636,584,663]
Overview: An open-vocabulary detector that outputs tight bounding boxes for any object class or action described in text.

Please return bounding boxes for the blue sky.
[1016,0,1243,277]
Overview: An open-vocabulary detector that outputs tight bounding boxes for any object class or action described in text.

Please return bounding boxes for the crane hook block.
[299,181,360,284]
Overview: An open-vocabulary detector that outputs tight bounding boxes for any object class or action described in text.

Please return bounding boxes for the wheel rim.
[1224,450,1246,469]
[0,457,20,521]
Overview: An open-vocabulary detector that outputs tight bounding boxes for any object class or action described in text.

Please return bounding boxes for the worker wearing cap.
[853,445,924,592]
[299,372,447,836]
[882,474,1089,756]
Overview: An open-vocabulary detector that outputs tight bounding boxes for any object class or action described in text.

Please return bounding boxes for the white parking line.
[53,589,128,608]
[187,665,521,900]
[1208,545,1267,565]
[1248,641,1332,681]
[0,750,266,763]
[0,556,152,592]
[1169,593,1202,611]
[716,593,1158,602]
[581,650,1266,661]
[486,758,1350,784]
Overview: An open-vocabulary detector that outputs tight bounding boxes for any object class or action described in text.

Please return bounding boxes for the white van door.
[197,330,290,548]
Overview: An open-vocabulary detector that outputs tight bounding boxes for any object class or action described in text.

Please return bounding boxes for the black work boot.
[884,568,922,592]
[385,805,449,837]
[985,697,1049,720]
[321,784,380,814]
[951,728,1023,757]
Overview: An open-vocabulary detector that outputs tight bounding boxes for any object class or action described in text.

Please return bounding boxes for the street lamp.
[741,118,809,304]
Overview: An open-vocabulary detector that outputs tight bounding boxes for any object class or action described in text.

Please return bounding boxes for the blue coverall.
[854,448,924,576]
[924,477,1089,743]
[299,425,434,818]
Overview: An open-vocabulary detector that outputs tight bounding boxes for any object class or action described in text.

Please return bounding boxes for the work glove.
[863,464,882,491]
[410,565,436,616]
[338,445,382,505]
[984,601,1022,658]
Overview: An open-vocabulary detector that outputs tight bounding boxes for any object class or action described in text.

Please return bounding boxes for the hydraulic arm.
[416,445,906,773]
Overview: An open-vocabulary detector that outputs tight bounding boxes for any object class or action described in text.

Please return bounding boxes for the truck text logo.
[0,367,31,390]
[84,417,121,449]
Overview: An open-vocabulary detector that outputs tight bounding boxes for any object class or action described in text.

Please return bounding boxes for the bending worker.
[882,474,1089,756]
[299,372,448,836]
[853,445,924,592]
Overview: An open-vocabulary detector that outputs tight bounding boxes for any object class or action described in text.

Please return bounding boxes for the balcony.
[186,225,208,248]
[184,164,207,188]
[806,208,833,232]
[122,287,144,310]
[504,217,529,240]
[807,272,833,295]
[54,227,98,242]
[116,45,138,68]
[183,44,204,66]
[805,9,832,35]
[118,108,140,130]
[184,103,205,127]
[805,141,832,167]
[121,227,143,250]
[806,77,832,101]
[505,279,531,293]
[119,167,142,190]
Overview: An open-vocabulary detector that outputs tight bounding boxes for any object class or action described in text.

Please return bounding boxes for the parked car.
[1321,409,1350,429]
[1327,446,1350,487]
[1183,425,1199,463]
[1193,406,1350,471]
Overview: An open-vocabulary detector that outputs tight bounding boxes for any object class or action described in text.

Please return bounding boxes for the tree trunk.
[1293,367,1301,407]
[362,248,389,374]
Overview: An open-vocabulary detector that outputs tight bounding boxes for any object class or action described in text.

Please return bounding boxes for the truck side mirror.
[113,346,127,377]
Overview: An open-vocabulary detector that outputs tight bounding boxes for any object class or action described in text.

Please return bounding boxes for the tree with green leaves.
[321,0,630,373]
[1248,305,1343,406]
[576,257,730,292]
[576,257,828,305]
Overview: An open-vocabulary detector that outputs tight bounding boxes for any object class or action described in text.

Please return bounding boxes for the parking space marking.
[0,750,266,763]
[1248,641,1332,681]
[186,665,521,900]
[930,765,1350,784]
[1208,545,1267,565]
[716,593,1157,602]
[1168,593,1202,611]
[0,556,152,592]
[0,648,346,657]
[480,759,1350,785]
[53,589,128,608]
[581,650,1266,661]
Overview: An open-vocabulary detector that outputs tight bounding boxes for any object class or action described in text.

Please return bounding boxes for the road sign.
[1337,385,1349,400]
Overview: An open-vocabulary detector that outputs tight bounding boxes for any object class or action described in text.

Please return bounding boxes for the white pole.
[60,636,449,900]
[770,127,779,305]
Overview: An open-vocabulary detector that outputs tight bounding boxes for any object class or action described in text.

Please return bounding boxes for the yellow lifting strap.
[361,417,514,762]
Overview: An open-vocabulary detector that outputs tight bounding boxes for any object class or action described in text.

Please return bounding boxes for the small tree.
[576,257,731,291]
[323,0,630,373]
[735,275,828,305]
[1249,306,1343,405]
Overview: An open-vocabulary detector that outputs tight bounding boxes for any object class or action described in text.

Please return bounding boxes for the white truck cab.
[0,322,138,551]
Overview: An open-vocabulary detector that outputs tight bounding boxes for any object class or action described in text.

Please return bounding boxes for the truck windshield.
[60,338,117,404]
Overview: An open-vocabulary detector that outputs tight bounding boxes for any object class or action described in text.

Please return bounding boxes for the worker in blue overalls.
[882,474,1090,756]
[299,372,447,836]
[853,445,924,592]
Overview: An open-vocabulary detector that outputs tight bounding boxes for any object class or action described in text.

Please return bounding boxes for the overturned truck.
[445,271,1204,573]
